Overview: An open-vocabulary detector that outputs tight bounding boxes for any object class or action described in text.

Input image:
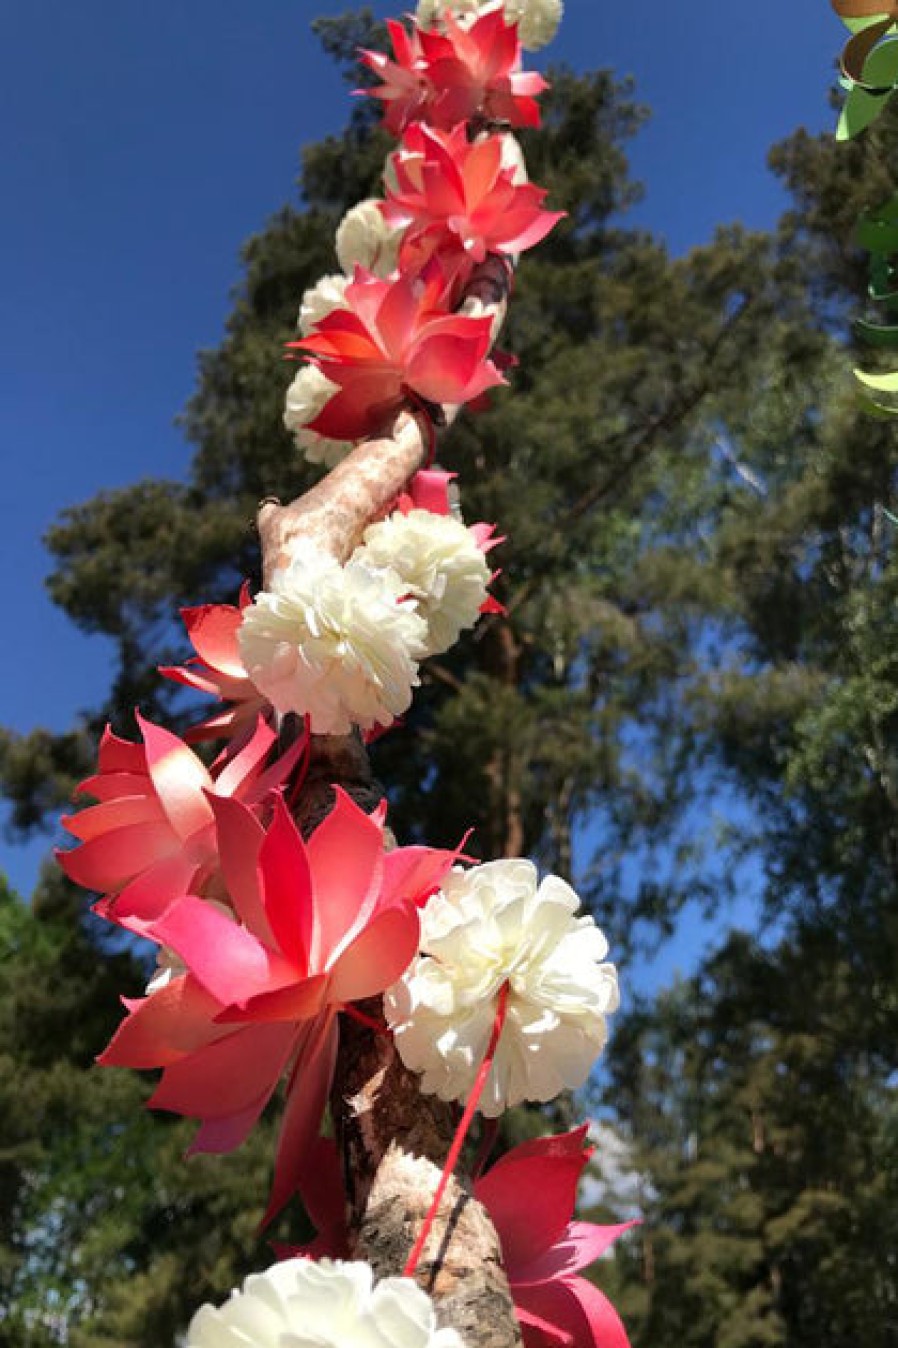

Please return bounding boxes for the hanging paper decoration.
[833,0,898,138]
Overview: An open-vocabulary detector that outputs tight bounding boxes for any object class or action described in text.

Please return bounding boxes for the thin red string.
[403,980,510,1279]
[341,1003,391,1036]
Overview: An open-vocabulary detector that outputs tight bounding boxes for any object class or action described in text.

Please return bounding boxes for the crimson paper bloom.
[474,1127,636,1348]
[384,124,564,296]
[158,584,269,745]
[99,790,459,1224]
[361,10,547,136]
[58,713,298,935]
[290,267,504,443]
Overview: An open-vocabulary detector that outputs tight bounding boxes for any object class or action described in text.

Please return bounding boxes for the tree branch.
[257,250,522,1346]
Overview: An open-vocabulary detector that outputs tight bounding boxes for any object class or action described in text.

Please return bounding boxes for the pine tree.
[604,107,898,1347]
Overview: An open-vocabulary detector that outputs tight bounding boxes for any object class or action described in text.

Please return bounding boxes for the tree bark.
[256,251,522,1345]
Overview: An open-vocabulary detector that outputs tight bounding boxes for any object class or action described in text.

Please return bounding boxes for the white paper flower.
[298,273,349,335]
[237,540,428,736]
[336,199,404,279]
[415,0,482,27]
[503,0,563,49]
[186,1257,465,1348]
[415,0,562,49]
[283,366,355,468]
[357,510,492,656]
[385,860,619,1116]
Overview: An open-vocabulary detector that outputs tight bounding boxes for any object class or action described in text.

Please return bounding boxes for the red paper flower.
[361,10,547,137]
[474,1127,637,1348]
[58,713,299,935]
[158,584,269,745]
[99,791,459,1225]
[384,124,564,296]
[289,266,504,443]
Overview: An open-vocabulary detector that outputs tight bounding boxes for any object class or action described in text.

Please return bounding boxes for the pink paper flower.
[158,584,269,744]
[290,267,504,443]
[474,1127,637,1348]
[99,790,459,1225]
[58,713,299,935]
[362,10,547,137]
[384,124,564,296]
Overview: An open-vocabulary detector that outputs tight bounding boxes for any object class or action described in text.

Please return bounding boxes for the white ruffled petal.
[186,1259,464,1348]
[298,273,349,334]
[336,199,404,278]
[357,510,492,657]
[283,366,355,468]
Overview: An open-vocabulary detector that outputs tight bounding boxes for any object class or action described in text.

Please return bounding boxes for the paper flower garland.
[58,4,637,1344]
[186,1258,465,1348]
[385,860,620,1115]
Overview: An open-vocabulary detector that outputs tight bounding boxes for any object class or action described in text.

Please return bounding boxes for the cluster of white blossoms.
[186,1258,465,1348]
[238,539,427,735]
[385,860,619,1116]
[238,514,493,735]
[358,509,492,656]
[414,0,563,50]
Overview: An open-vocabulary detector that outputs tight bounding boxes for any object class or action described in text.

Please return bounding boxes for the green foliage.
[609,934,898,1348]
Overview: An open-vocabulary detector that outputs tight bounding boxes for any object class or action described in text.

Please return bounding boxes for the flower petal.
[98,976,227,1069]
[328,904,420,1003]
[150,895,298,1007]
[306,787,385,968]
[137,712,213,841]
[149,1020,296,1122]
[512,1221,639,1285]
[264,1016,340,1227]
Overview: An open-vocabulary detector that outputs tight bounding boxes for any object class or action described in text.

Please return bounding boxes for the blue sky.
[1,0,841,904]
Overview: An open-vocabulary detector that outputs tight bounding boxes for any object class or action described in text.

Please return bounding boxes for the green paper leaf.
[854,365,898,392]
[868,255,898,303]
[840,15,893,35]
[854,317,898,345]
[837,84,892,138]
[861,33,898,83]
[856,388,898,417]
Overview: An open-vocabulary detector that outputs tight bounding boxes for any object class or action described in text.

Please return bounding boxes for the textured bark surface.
[333,1005,521,1347]
[258,251,522,1344]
